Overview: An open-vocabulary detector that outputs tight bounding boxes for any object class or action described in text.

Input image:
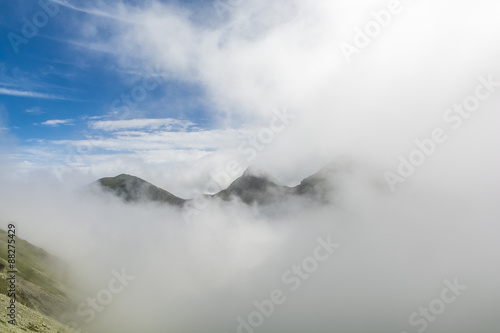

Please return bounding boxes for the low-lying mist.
[0,152,499,333]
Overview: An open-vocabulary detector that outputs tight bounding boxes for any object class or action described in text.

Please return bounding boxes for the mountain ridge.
[94,158,347,206]
[96,173,186,206]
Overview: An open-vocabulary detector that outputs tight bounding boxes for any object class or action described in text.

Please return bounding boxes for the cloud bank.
[0,0,499,332]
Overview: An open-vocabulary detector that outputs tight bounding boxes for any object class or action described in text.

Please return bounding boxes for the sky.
[1,0,499,194]
[0,1,500,332]
[0,0,234,191]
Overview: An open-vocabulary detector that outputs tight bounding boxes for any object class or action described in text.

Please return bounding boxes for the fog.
[1,153,499,332]
[1,0,500,332]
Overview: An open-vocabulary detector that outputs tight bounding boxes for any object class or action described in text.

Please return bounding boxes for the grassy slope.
[0,229,67,298]
[0,228,76,332]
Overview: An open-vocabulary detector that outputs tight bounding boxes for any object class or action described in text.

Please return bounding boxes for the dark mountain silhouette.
[96,174,186,206]
[290,158,346,203]
[94,158,348,207]
[214,168,290,205]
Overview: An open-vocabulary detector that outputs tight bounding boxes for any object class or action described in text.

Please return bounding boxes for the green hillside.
[0,227,77,332]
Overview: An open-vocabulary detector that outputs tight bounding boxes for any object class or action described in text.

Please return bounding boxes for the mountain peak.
[96,174,185,206]
[90,158,345,208]
[215,168,286,205]
[115,173,135,178]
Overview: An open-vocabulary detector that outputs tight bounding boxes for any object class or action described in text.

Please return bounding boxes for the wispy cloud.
[0,88,66,100]
[53,128,240,151]
[39,119,74,127]
[90,118,195,131]
[51,0,127,21]
[25,107,46,115]
[80,114,109,120]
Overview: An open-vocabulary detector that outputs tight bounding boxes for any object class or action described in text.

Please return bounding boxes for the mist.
[1,0,500,332]
[1,152,499,332]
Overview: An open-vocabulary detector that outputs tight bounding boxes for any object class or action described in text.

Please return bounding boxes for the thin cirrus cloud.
[54,127,243,151]
[39,119,74,127]
[0,87,66,100]
[89,118,196,131]
[51,0,127,20]
[21,117,243,175]
[25,107,46,115]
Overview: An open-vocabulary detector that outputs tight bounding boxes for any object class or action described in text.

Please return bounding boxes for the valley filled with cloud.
[0,0,499,332]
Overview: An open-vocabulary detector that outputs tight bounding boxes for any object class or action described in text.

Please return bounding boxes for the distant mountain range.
[93,159,348,207]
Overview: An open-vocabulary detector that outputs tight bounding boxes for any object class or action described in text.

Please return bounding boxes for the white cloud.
[0,87,66,100]
[39,119,74,126]
[89,118,195,131]
[8,0,500,184]
[25,107,46,115]
[106,0,499,183]
[81,115,108,120]
[14,124,247,194]
[49,127,243,153]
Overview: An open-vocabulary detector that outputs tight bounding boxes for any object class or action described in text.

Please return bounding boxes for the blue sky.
[0,0,310,190]
[0,0,229,177]
[1,0,499,190]
[0,0,214,128]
